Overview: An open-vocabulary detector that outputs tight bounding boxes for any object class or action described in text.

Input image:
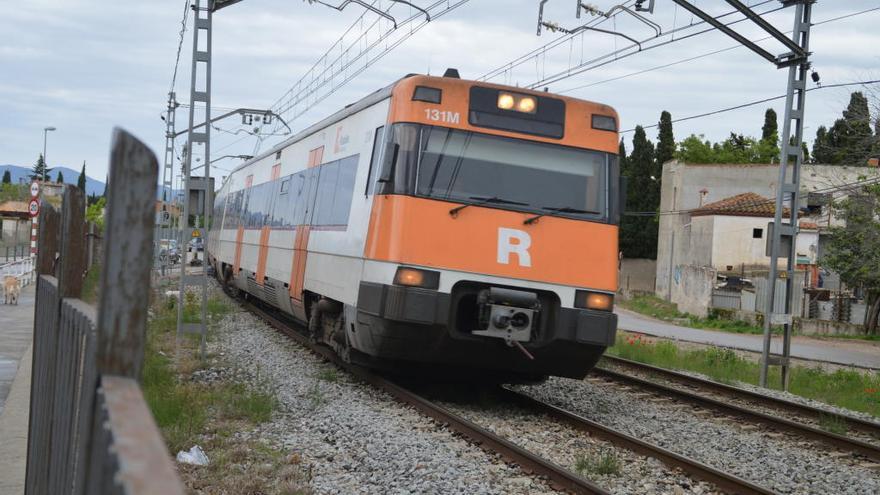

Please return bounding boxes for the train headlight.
[517,96,536,113]
[497,93,515,110]
[393,267,440,289]
[497,92,538,114]
[575,290,614,311]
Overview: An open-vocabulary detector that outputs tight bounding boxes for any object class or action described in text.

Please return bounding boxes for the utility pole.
[760,1,813,390]
[177,0,215,357]
[658,0,813,390]
[155,92,177,278]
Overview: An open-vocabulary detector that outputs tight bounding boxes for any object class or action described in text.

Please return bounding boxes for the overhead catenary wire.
[624,171,880,218]
[528,0,784,89]
[558,5,880,94]
[620,79,880,134]
[168,0,191,95]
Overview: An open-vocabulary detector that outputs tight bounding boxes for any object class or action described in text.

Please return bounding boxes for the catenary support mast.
[760,1,813,389]
[177,0,214,356]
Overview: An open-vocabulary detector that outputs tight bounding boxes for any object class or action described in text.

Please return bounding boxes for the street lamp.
[42,126,56,182]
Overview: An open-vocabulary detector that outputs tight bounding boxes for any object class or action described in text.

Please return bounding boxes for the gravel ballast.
[212,308,561,494]
[518,377,880,495]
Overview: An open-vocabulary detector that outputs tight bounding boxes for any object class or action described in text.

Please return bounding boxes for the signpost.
[30,181,40,255]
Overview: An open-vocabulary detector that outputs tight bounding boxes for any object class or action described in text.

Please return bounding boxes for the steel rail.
[602,355,880,438]
[595,358,880,462]
[500,388,774,495]
[240,298,609,495]
[237,295,775,494]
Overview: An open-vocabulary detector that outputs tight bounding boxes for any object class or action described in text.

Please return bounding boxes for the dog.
[4,276,20,305]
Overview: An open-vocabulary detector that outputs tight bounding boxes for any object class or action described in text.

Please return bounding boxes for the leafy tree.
[1,170,10,184]
[30,154,51,181]
[0,183,29,203]
[822,183,880,334]
[676,135,716,163]
[85,196,106,229]
[619,126,658,259]
[655,111,675,168]
[55,171,64,184]
[676,132,779,164]
[77,162,87,193]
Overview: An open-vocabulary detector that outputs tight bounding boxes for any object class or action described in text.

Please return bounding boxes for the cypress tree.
[655,111,675,169]
[812,126,833,164]
[819,92,873,165]
[761,108,778,142]
[619,126,658,259]
[56,171,64,184]
[1,170,10,184]
[77,162,87,193]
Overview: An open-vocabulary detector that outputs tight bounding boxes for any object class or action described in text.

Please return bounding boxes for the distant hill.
[0,164,105,196]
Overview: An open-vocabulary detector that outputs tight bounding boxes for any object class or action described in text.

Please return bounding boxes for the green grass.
[574,451,621,477]
[620,295,780,335]
[316,367,339,383]
[81,264,101,305]
[142,291,276,453]
[818,412,848,435]
[607,335,880,418]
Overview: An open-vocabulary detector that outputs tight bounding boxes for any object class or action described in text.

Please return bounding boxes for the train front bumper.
[354,282,617,378]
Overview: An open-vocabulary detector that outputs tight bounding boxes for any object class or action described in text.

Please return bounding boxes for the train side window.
[332,155,358,225]
[366,126,384,195]
[314,161,340,226]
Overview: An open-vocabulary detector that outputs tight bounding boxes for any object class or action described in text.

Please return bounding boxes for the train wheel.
[307,303,321,344]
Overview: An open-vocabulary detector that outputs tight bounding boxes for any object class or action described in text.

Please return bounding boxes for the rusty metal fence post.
[25,129,185,495]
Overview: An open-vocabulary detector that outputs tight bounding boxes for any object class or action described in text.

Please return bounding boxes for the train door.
[290,161,321,319]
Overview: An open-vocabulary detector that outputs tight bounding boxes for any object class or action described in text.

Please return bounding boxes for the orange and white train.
[208,70,623,381]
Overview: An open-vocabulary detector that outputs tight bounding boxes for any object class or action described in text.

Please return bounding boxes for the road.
[0,284,34,416]
[615,308,880,370]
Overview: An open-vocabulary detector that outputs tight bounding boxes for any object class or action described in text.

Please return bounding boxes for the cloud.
[0,0,878,181]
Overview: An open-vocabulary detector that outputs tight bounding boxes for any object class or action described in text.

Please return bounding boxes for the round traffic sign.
[29,199,40,218]
[30,181,40,198]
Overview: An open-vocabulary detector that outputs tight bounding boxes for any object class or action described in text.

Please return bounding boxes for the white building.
[686,192,819,273]
[655,162,880,299]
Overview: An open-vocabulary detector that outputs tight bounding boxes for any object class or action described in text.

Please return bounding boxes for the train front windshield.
[378,124,611,221]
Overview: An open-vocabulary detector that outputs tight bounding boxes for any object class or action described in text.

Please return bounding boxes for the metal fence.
[25,129,184,495]
[711,289,741,310]
[713,276,805,317]
[0,255,35,288]
[2,243,30,263]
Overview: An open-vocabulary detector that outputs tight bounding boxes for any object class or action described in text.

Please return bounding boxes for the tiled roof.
[691,192,790,218]
[799,221,818,230]
[0,201,29,214]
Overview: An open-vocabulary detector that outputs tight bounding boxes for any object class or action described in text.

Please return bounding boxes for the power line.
[477,0,637,83]
[558,5,880,94]
[621,80,880,133]
[268,1,469,127]
[168,0,191,95]
[526,0,783,89]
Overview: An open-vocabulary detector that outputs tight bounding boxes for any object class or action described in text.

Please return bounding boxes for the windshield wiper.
[524,205,599,225]
[449,196,529,218]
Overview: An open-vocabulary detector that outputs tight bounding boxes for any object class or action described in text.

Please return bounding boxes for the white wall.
[655,162,878,297]
[710,216,772,270]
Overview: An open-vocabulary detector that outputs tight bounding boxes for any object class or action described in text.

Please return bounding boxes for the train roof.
[225,72,618,178]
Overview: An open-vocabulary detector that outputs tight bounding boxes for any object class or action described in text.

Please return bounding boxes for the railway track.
[239,297,774,495]
[597,355,880,462]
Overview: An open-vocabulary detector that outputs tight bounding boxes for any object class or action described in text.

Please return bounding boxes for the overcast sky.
[1,0,878,183]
